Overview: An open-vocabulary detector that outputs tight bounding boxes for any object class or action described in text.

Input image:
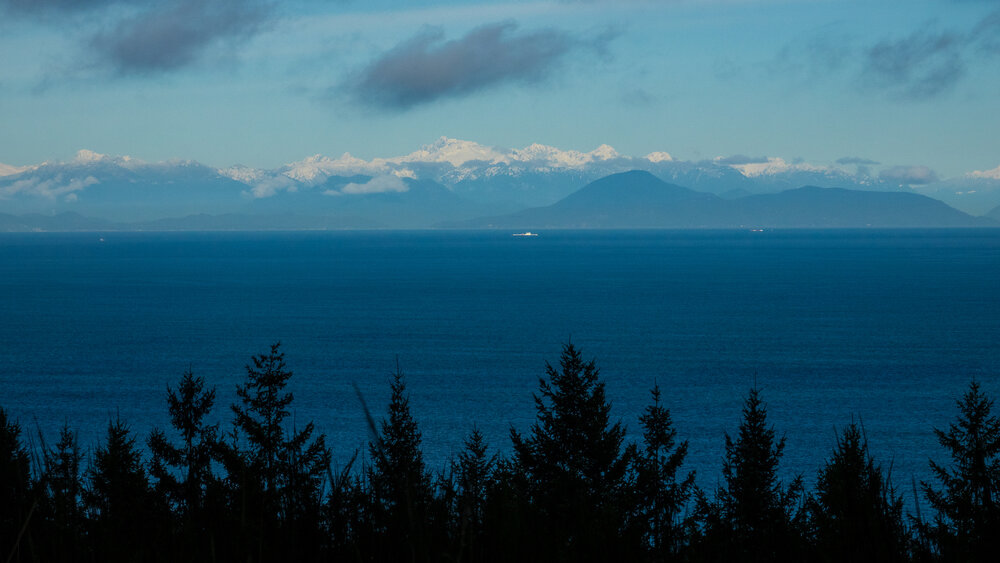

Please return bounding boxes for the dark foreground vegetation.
[2,343,999,563]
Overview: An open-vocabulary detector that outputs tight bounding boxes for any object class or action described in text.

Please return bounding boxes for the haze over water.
[2,229,998,490]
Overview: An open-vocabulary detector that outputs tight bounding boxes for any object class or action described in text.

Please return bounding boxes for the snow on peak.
[590,144,619,160]
[218,164,266,185]
[74,149,108,164]
[725,157,828,178]
[394,137,507,167]
[508,142,619,168]
[967,165,1000,180]
[645,151,673,163]
[71,149,141,168]
[282,153,389,183]
[279,138,626,184]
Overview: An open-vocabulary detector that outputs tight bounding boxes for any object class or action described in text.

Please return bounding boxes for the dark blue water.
[2,230,998,494]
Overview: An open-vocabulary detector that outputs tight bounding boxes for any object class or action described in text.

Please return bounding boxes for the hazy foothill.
[3,342,1000,562]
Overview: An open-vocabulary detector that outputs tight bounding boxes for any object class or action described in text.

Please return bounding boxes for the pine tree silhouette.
[695,386,805,563]
[810,422,908,562]
[453,427,495,561]
[84,415,154,562]
[921,380,1000,562]
[511,342,634,562]
[39,423,85,562]
[635,384,695,562]
[147,367,220,558]
[0,408,34,563]
[367,364,434,561]
[224,342,330,561]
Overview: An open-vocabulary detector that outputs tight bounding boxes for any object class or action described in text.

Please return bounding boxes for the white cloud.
[336,175,409,195]
[967,165,1000,180]
[1,175,99,200]
[880,164,939,185]
[249,175,298,198]
[0,163,32,177]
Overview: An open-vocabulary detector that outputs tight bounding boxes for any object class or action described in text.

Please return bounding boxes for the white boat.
[512,232,539,237]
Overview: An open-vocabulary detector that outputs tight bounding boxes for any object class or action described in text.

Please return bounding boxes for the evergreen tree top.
[512,342,629,499]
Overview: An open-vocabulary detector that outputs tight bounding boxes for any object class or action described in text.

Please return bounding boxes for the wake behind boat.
[513,232,539,237]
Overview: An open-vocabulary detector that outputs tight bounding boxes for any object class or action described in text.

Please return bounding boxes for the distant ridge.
[0,212,116,232]
[455,170,996,229]
[2,170,997,231]
[987,204,1000,222]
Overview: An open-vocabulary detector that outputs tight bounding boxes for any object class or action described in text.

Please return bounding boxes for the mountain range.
[1,139,999,230]
[460,171,992,229]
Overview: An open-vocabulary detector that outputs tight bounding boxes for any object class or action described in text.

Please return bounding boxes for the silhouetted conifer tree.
[634,384,695,562]
[920,380,1000,562]
[223,342,330,561]
[38,423,85,562]
[84,415,155,562]
[367,365,434,561]
[694,386,805,563]
[1,408,35,563]
[510,342,635,562]
[452,427,495,561]
[147,367,220,559]
[809,422,908,563]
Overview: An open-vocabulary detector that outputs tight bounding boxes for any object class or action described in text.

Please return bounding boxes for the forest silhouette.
[2,342,999,562]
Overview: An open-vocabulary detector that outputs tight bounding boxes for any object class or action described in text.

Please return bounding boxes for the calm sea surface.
[2,229,999,492]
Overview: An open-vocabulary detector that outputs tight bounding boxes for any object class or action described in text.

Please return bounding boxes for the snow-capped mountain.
[3,138,1000,228]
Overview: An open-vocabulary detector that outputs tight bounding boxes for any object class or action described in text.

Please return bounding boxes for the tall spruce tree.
[367,365,434,561]
[809,422,908,563]
[695,386,805,563]
[147,368,220,557]
[920,380,1000,562]
[0,408,34,563]
[84,415,155,562]
[453,427,495,561]
[224,342,330,561]
[635,384,695,562]
[217,343,330,561]
[510,342,634,562]
[39,423,85,562]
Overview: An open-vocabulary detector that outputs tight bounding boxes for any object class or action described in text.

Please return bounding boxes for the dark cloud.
[344,22,613,110]
[971,9,1000,53]
[861,27,965,99]
[776,10,1000,100]
[89,0,273,75]
[1,0,139,16]
[836,156,880,166]
[714,155,769,165]
[880,165,939,185]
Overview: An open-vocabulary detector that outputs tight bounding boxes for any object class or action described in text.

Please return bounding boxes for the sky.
[1,0,999,179]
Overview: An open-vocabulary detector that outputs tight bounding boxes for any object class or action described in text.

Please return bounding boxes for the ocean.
[2,229,998,493]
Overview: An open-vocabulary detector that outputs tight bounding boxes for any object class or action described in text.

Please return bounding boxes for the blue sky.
[1,0,999,178]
